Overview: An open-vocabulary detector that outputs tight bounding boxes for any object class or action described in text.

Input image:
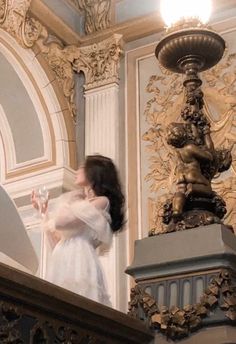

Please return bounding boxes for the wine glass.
[34,186,49,217]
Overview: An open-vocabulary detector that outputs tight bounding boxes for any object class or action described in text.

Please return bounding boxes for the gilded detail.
[143,53,236,234]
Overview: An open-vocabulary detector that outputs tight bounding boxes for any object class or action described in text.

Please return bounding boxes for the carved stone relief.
[0,0,44,48]
[74,34,123,90]
[77,0,111,34]
[39,41,81,120]
[143,52,236,234]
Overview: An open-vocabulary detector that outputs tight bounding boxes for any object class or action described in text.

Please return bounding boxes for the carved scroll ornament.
[74,33,123,90]
[0,0,44,48]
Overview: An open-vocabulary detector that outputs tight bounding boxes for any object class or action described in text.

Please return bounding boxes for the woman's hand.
[31,190,39,210]
[31,190,48,215]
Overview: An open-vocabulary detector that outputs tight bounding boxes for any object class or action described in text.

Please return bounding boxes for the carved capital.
[74,34,123,90]
[77,0,111,34]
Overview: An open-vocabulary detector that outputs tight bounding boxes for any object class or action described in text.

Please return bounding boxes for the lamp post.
[154,0,232,233]
[127,3,236,340]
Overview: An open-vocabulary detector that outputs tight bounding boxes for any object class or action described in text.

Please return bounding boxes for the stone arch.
[0,29,76,184]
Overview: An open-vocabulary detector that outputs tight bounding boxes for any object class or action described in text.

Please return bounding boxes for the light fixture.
[153,1,232,233]
[160,0,212,27]
[156,0,224,74]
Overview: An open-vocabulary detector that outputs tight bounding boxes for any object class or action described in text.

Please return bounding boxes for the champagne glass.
[34,186,49,217]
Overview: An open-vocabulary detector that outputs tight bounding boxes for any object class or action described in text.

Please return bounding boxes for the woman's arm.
[54,197,109,230]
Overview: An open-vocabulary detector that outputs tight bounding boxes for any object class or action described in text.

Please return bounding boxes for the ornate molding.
[74,34,123,90]
[77,0,111,35]
[0,2,123,120]
[0,0,45,48]
[129,269,236,340]
[0,300,105,343]
[0,1,78,120]
[39,41,80,120]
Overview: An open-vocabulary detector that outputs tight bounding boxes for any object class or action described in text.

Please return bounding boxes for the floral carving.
[143,53,236,234]
[0,0,7,24]
[78,0,111,34]
[128,270,236,340]
[74,34,123,90]
[40,41,81,120]
[40,33,122,119]
[0,0,43,48]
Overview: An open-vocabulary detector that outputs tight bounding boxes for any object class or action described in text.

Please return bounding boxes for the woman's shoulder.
[89,196,109,211]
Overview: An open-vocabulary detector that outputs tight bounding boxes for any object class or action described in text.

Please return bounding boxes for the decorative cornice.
[128,269,236,340]
[30,0,236,47]
[77,0,111,34]
[75,33,123,90]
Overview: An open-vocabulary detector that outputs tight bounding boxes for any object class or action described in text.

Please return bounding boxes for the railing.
[0,262,153,343]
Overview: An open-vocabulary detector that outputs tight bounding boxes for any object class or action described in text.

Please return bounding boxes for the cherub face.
[166,123,186,148]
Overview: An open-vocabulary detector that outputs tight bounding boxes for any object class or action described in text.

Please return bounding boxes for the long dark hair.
[84,155,125,232]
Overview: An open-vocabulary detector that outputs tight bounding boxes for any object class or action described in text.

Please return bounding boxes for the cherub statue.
[163,118,232,231]
[166,122,214,217]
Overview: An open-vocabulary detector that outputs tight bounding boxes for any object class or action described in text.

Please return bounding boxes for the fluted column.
[85,84,119,158]
[76,34,123,309]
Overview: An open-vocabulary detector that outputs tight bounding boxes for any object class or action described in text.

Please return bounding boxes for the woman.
[32,155,125,306]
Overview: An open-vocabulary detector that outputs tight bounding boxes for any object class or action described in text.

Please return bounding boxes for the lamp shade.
[160,0,212,27]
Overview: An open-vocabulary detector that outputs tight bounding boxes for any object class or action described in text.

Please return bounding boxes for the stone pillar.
[76,34,124,309]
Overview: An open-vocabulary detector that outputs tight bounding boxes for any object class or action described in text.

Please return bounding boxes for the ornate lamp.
[127,3,236,340]
[154,0,232,233]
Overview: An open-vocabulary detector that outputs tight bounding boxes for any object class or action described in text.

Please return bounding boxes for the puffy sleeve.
[69,199,112,246]
[43,194,112,246]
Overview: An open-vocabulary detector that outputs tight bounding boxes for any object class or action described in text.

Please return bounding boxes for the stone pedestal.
[126,224,236,343]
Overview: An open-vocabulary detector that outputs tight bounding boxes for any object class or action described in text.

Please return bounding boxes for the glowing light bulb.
[160,0,212,27]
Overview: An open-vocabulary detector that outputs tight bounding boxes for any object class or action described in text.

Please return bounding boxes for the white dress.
[42,191,112,306]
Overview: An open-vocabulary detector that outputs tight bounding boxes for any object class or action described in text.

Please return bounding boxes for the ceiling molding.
[30,0,82,44]
[30,0,236,46]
